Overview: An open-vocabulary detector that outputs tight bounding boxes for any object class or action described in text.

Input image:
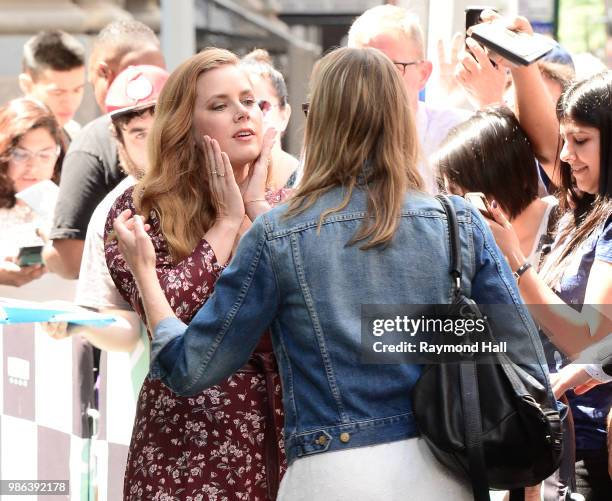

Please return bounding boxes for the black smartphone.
[17,245,44,267]
[469,23,554,66]
[464,192,493,218]
[465,6,489,32]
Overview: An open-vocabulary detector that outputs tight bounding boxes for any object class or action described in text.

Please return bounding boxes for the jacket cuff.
[149,316,188,379]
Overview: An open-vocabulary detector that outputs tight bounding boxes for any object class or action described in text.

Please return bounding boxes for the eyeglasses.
[392,60,424,75]
[302,103,309,117]
[10,145,61,167]
[257,99,280,115]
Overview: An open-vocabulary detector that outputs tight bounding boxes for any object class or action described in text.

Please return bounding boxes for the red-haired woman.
[104,48,288,500]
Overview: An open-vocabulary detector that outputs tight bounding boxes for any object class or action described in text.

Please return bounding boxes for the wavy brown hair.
[135,48,239,261]
[286,47,422,249]
[0,97,63,209]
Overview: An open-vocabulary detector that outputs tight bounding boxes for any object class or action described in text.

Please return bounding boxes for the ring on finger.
[211,170,218,175]
[217,171,225,177]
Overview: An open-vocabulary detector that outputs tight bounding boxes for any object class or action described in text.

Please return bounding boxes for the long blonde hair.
[135,48,239,261]
[287,47,422,248]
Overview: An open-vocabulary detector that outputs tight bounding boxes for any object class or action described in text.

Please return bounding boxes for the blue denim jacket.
[149,188,552,465]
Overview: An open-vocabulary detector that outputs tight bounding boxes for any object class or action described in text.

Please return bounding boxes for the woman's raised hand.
[242,128,277,220]
[484,201,524,270]
[203,135,245,225]
[113,209,156,282]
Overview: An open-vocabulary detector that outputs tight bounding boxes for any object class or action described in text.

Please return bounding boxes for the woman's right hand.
[203,135,245,226]
[0,258,45,287]
[479,9,534,36]
[113,210,157,283]
[465,10,535,71]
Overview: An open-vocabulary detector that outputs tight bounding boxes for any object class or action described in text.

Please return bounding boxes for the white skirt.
[278,437,473,501]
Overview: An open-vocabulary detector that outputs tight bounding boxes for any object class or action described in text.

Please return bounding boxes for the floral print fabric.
[104,186,288,500]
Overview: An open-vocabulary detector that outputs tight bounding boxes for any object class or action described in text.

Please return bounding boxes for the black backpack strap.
[436,195,490,501]
[460,362,490,501]
[436,195,462,297]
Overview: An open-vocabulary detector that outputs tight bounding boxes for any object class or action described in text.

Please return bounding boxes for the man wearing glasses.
[348,5,468,192]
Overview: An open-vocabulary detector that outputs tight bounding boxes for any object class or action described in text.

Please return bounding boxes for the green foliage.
[558,0,606,54]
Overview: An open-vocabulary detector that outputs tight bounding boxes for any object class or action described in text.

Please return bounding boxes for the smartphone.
[469,22,554,66]
[464,192,493,218]
[17,245,44,267]
[465,6,489,32]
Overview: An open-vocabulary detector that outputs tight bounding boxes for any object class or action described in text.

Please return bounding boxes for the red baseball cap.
[105,65,169,118]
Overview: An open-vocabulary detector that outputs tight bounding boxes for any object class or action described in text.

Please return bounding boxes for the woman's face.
[192,65,263,168]
[6,127,58,193]
[559,120,601,195]
[249,73,290,134]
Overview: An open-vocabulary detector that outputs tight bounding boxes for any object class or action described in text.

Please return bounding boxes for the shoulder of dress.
[110,185,137,213]
[265,187,292,207]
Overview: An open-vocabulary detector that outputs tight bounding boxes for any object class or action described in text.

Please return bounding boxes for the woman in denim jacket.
[112,47,552,500]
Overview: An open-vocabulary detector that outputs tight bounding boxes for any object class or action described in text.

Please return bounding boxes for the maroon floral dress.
[104,186,289,501]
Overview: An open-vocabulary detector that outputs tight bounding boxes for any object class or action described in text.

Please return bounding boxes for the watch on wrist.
[513,261,532,283]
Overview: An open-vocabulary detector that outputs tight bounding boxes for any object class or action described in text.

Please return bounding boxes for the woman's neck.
[269,148,299,190]
[232,163,250,184]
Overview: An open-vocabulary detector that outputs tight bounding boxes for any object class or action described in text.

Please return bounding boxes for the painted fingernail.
[491,201,498,208]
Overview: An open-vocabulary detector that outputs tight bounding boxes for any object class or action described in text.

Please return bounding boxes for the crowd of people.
[1,4,611,501]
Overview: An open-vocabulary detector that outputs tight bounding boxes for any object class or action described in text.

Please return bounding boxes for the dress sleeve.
[103,187,224,324]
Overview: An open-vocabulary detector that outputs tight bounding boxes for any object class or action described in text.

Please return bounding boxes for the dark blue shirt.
[543,215,612,451]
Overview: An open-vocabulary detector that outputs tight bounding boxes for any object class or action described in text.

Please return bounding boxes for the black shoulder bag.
[412,195,563,501]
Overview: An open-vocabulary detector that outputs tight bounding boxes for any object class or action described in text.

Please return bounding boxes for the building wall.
[0,0,160,124]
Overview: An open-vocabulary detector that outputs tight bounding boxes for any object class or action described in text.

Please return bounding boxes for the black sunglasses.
[258,99,280,115]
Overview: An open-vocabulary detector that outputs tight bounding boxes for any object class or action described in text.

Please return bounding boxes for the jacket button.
[316,435,327,446]
[340,432,350,443]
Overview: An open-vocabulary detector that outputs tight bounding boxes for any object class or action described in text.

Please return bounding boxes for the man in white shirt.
[348,5,468,192]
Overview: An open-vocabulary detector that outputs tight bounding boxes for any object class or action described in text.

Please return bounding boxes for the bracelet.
[513,261,532,283]
[245,199,267,205]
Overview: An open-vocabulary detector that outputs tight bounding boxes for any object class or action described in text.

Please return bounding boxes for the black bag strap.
[436,195,491,501]
[436,195,462,297]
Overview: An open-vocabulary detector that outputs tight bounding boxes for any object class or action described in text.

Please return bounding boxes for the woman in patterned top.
[104,48,288,500]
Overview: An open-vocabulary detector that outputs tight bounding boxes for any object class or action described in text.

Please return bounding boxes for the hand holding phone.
[17,245,44,267]
[464,192,493,218]
[0,256,45,286]
[465,6,490,32]
[469,22,554,66]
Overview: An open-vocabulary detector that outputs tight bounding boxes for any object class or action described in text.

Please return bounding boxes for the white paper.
[15,180,59,219]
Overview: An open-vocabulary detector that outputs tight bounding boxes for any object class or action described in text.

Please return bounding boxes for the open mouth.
[233,129,255,139]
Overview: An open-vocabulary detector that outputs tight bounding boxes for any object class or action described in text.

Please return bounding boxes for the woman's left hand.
[484,201,523,267]
[241,128,277,205]
[113,209,156,282]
